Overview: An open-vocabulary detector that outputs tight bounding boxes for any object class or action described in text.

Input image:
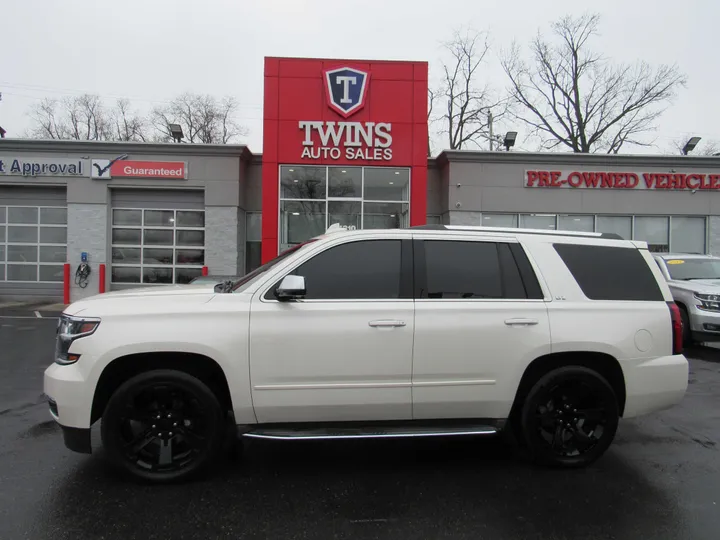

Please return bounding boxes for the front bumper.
[689,306,720,341]
[44,362,93,429]
[623,354,688,418]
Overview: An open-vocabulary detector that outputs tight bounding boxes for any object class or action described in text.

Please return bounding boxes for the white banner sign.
[0,157,86,177]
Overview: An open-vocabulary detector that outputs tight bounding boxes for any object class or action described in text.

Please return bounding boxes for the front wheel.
[521,366,619,468]
[101,369,226,483]
[679,306,693,346]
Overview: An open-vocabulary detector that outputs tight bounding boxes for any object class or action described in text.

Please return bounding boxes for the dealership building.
[1,56,720,303]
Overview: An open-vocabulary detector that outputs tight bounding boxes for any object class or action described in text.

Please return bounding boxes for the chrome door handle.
[504,318,539,326]
[368,320,406,328]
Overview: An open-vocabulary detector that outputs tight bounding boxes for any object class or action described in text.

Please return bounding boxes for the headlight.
[55,315,101,365]
[694,293,720,312]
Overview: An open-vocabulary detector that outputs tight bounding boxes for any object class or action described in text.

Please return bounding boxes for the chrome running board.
[243,425,498,441]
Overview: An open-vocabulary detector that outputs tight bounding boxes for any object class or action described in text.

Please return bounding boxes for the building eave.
[0,139,254,160]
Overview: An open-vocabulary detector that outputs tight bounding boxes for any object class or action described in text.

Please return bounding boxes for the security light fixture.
[503,131,518,151]
[682,136,701,155]
[169,124,184,143]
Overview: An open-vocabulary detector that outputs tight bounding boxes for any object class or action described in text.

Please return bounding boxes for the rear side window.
[553,244,663,301]
[419,240,539,299]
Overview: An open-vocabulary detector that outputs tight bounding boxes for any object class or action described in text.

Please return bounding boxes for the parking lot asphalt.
[1,311,719,540]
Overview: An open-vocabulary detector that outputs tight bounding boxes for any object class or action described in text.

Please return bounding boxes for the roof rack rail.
[410,224,623,241]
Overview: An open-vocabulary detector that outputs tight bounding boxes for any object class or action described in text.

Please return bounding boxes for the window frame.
[412,238,544,302]
[110,207,205,285]
[1,205,67,284]
[261,237,413,303]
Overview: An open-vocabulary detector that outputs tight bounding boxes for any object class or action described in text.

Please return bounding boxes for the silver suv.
[654,254,720,344]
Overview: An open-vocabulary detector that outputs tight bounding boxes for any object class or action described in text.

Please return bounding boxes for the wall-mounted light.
[169,124,184,143]
[503,131,518,151]
[682,136,701,155]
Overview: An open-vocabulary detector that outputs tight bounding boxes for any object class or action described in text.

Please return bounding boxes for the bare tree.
[151,93,246,144]
[502,14,687,153]
[433,30,509,150]
[28,98,70,139]
[109,99,148,142]
[28,94,111,140]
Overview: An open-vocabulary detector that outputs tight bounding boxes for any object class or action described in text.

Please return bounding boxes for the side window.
[553,244,664,301]
[422,241,503,299]
[274,240,403,300]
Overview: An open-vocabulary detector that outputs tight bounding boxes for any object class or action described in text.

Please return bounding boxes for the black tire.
[520,366,619,468]
[101,369,226,483]
[679,306,693,346]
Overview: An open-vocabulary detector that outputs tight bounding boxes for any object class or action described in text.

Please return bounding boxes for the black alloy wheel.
[101,370,225,483]
[521,366,619,468]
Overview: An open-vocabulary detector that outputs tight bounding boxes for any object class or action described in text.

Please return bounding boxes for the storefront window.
[596,216,632,240]
[281,166,326,199]
[0,205,67,283]
[482,214,518,228]
[328,167,362,198]
[363,202,409,229]
[634,217,669,253]
[364,168,410,201]
[279,200,326,253]
[671,217,705,254]
[520,214,557,230]
[558,215,594,232]
[111,208,205,285]
[328,201,361,229]
[278,165,411,249]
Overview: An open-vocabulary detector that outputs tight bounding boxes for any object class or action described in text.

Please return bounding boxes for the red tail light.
[667,301,683,355]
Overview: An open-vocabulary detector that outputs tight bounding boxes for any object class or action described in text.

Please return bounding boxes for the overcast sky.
[2,0,718,155]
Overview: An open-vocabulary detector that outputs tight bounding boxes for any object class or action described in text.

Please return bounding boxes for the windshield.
[664,258,720,280]
[231,240,318,292]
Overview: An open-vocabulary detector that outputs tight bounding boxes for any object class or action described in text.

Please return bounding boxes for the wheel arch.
[510,351,627,420]
[91,352,233,424]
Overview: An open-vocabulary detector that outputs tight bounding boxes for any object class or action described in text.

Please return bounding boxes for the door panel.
[248,237,414,423]
[249,300,414,422]
[412,300,551,419]
[410,237,551,420]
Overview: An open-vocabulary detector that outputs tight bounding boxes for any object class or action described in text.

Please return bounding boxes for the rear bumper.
[623,354,688,418]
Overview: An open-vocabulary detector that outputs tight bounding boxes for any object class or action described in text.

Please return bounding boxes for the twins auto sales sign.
[299,67,393,162]
[525,169,720,191]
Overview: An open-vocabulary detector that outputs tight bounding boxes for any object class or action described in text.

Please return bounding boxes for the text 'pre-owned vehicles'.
[44,225,689,483]
[653,253,720,344]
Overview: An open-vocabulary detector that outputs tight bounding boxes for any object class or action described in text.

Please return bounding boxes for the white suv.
[44,225,689,482]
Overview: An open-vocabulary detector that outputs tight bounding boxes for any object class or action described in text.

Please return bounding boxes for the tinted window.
[497,243,526,299]
[554,244,663,301]
[424,241,503,299]
[290,240,402,300]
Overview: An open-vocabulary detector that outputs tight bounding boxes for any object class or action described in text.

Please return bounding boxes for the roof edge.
[437,149,720,167]
[0,138,254,159]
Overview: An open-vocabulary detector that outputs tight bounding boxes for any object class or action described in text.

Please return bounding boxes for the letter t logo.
[336,76,357,104]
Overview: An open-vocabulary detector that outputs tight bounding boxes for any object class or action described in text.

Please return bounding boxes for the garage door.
[110,189,205,288]
[0,186,67,301]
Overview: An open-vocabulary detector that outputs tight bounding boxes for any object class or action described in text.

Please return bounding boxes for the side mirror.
[275,275,306,301]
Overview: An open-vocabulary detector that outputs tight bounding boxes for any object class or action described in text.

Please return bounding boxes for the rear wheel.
[101,369,226,483]
[521,366,619,468]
